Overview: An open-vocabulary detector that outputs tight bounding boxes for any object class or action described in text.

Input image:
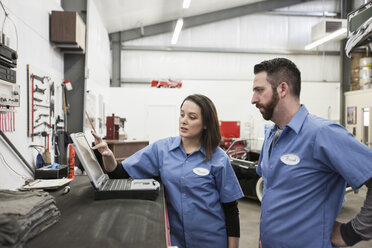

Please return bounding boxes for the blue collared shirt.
[257,105,372,248]
[122,136,243,248]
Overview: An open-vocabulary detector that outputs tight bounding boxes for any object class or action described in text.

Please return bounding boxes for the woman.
[92,94,243,248]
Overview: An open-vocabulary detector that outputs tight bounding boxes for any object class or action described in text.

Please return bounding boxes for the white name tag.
[193,167,210,176]
[280,154,300,165]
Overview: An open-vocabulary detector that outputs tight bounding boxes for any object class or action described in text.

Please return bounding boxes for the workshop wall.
[99,79,339,150]
[0,0,64,190]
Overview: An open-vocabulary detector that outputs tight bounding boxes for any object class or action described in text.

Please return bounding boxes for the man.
[251,58,372,248]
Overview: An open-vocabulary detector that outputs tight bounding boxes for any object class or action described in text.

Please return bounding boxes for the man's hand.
[331,221,347,247]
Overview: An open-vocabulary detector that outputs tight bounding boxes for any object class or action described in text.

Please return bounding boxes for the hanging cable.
[0,150,29,181]
[0,0,7,15]
[0,0,19,51]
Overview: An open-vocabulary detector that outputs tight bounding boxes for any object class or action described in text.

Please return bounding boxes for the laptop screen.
[71,133,105,189]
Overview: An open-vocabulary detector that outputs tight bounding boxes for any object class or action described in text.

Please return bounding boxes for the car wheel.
[256,177,264,202]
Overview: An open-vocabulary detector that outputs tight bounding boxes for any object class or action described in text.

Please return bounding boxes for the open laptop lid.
[70,132,106,189]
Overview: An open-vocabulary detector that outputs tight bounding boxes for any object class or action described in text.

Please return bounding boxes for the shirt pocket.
[185,169,214,191]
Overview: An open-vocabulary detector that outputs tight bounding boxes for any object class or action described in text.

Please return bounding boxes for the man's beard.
[256,90,279,120]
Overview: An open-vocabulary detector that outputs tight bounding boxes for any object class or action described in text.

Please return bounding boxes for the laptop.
[70,132,160,200]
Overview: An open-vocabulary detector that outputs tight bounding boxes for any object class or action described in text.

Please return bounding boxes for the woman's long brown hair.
[181,94,221,160]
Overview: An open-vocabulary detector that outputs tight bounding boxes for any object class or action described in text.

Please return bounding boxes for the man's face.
[251,71,279,120]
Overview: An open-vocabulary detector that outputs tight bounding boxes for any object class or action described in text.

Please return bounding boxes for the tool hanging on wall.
[31,131,48,137]
[34,84,46,94]
[34,103,50,108]
[30,74,50,85]
[35,113,49,123]
[33,97,43,102]
[33,121,52,129]
[62,80,73,130]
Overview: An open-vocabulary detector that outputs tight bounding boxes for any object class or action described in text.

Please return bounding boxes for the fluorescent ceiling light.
[183,0,191,8]
[305,28,347,50]
[171,18,183,45]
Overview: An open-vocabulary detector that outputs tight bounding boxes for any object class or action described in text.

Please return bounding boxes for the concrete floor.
[239,186,372,248]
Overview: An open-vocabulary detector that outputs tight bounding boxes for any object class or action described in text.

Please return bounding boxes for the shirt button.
[270,166,272,169]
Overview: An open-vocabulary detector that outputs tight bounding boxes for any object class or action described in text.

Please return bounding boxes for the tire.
[256,177,264,202]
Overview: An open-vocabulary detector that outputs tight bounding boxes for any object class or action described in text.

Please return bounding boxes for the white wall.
[0,0,64,190]
[99,79,339,150]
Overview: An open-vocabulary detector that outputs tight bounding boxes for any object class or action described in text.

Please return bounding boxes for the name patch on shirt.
[280,154,300,165]
[193,167,210,176]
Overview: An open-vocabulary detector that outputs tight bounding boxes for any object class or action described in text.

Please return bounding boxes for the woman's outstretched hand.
[90,130,118,172]
[91,130,112,157]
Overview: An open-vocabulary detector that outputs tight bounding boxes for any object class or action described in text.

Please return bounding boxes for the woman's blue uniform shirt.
[122,136,243,248]
[257,105,372,248]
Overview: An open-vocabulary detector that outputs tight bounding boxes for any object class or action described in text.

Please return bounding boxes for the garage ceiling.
[94,0,263,33]
[94,0,326,41]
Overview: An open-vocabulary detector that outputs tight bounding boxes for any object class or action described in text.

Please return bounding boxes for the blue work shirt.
[122,136,243,248]
[257,105,372,248]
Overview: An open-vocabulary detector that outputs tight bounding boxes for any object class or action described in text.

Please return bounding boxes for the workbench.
[106,140,149,162]
[25,175,169,248]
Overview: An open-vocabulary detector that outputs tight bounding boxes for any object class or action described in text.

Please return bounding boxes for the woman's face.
[179,100,204,141]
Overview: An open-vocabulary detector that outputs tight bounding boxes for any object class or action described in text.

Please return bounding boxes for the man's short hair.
[254,58,301,98]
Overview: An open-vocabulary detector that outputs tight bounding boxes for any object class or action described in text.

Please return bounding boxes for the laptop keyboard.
[102,179,130,191]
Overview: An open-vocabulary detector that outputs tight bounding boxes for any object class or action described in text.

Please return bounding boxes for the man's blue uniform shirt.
[257,105,372,248]
[122,136,243,248]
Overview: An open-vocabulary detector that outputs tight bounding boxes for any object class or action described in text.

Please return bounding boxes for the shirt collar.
[285,104,309,134]
[169,136,206,156]
[169,136,182,151]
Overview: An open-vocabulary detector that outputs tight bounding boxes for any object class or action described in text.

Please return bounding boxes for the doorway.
[362,107,372,148]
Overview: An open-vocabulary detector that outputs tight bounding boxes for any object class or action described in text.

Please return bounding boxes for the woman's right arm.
[91,130,117,172]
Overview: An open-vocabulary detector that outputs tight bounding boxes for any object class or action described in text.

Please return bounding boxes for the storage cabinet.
[50,11,86,53]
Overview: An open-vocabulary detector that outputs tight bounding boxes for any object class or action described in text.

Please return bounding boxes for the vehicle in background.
[225,139,263,202]
[151,79,182,88]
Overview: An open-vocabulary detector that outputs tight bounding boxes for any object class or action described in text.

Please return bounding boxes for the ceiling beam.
[110,0,316,42]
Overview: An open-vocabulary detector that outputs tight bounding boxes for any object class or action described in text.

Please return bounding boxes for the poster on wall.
[347,106,357,125]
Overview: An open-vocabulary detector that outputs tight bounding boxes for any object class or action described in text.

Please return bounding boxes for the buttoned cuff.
[340,221,363,246]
